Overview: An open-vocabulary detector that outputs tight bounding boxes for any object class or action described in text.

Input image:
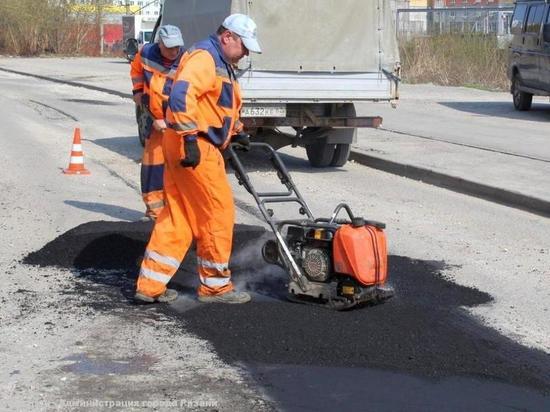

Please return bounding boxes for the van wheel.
[305,139,336,168]
[512,76,533,111]
[330,144,351,167]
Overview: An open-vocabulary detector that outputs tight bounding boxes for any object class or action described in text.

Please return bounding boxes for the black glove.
[232,132,250,151]
[180,137,201,169]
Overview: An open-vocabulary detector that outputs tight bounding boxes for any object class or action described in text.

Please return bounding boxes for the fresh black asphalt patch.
[23,221,550,409]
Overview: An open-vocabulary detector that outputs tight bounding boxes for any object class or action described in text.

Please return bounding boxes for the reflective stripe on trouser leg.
[136,167,193,298]
[197,257,231,291]
[141,128,165,219]
[163,133,235,296]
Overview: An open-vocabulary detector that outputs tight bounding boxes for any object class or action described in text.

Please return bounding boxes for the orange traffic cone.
[63,127,90,175]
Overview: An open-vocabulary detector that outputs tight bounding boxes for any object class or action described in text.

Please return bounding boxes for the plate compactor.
[228,143,394,310]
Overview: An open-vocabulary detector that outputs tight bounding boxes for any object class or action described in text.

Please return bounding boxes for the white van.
[508,0,550,111]
[137,29,154,46]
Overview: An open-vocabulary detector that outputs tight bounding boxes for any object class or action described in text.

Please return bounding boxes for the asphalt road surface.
[0,59,549,411]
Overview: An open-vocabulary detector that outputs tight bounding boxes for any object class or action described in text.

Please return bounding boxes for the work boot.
[134,288,178,304]
[198,290,251,304]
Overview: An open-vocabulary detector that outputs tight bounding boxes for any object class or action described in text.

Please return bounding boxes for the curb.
[349,150,550,218]
[0,66,132,99]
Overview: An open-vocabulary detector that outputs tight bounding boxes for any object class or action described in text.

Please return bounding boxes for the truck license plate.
[241,104,286,118]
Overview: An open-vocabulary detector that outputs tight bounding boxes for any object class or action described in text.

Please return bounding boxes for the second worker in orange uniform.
[130,25,185,220]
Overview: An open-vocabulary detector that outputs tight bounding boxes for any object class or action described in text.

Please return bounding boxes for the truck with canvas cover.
[146,0,400,167]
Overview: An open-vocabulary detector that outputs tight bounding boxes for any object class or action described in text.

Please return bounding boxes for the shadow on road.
[226,145,349,179]
[64,200,143,221]
[439,101,550,122]
[63,98,121,106]
[89,138,349,181]
[92,136,142,162]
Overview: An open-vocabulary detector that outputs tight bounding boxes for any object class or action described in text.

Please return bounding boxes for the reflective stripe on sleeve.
[169,121,198,131]
[144,250,180,269]
[146,200,165,210]
[141,57,170,75]
[139,267,172,284]
[199,275,231,288]
[216,67,228,78]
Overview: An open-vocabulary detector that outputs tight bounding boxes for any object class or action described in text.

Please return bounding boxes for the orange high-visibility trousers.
[141,128,165,218]
[136,132,235,298]
[141,128,165,219]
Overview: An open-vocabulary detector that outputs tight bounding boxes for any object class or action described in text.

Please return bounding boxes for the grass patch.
[399,34,509,91]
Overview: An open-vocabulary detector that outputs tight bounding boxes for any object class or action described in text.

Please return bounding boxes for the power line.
[124,0,159,16]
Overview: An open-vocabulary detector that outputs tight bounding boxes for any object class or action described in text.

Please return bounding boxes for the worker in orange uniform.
[130,25,185,220]
[134,14,261,304]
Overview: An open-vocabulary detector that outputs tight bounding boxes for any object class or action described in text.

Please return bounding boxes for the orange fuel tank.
[332,224,388,286]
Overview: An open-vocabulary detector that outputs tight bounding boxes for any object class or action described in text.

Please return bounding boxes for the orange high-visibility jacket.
[166,34,244,147]
[130,43,184,120]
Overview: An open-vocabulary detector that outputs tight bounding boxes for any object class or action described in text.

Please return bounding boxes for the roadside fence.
[396,6,514,45]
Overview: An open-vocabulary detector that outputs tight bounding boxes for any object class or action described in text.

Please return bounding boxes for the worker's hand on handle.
[133,92,143,107]
[232,132,251,151]
[180,137,201,169]
[152,119,167,132]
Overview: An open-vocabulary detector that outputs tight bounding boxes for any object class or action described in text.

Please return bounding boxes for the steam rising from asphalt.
[230,236,287,301]
[171,235,286,312]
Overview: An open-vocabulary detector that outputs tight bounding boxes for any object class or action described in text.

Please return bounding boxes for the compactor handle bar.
[316,203,386,229]
[226,142,315,223]
[226,142,313,292]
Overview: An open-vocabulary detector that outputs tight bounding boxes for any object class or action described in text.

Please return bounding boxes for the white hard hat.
[222,14,261,54]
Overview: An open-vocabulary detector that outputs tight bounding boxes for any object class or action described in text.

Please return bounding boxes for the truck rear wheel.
[304,103,356,168]
[330,103,356,168]
[305,138,336,168]
[136,105,147,147]
[330,143,351,167]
